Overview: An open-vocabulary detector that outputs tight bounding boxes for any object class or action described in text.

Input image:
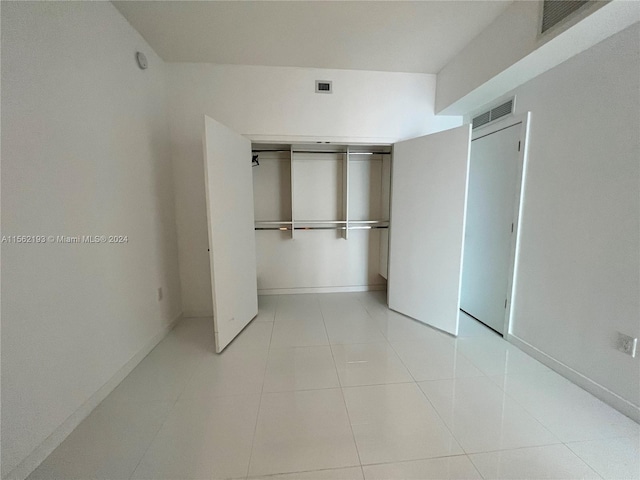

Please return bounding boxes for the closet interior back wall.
[252,146,389,294]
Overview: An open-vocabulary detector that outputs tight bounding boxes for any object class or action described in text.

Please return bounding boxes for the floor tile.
[353,291,389,320]
[27,400,172,480]
[225,320,273,352]
[332,343,413,387]
[179,346,268,399]
[468,444,601,479]
[171,316,216,347]
[490,370,640,442]
[256,295,279,322]
[276,294,323,323]
[28,293,639,480]
[107,326,207,404]
[374,311,449,343]
[567,436,640,480]
[392,339,484,381]
[318,294,373,319]
[131,395,260,479]
[263,346,339,392]
[323,315,387,345]
[457,312,500,338]
[455,336,549,376]
[251,466,364,480]
[270,317,329,347]
[362,455,482,479]
[249,389,360,476]
[343,383,462,465]
[418,377,559,453]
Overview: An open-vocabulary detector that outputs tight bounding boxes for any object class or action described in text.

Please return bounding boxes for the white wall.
[167,63,461,315]
[436,0,639,115]
[508,23,640,414]
[1,2,181,477]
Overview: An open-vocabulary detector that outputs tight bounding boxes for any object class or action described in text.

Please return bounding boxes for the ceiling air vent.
[472,111,491,129]
[541,0,590,34]
[472,98,515,130]
[315,80,332,94]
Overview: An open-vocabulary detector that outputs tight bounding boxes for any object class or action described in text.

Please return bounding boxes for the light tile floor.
[29,292,639,480]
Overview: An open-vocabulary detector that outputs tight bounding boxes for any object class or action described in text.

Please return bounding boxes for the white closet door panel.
[203,115,258,353]
[388,125,471,336]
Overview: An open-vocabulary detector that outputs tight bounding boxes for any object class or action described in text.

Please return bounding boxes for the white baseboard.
[258,285,387,295]
[507,333,640,423]
[5,312,183,480]
[183,311,213,319]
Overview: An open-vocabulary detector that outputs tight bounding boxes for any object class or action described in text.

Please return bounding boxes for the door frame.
[469,112,531,336]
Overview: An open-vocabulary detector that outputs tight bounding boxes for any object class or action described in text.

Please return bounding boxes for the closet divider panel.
[378,155,392,279]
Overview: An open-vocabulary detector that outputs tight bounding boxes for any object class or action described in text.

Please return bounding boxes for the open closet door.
[388,125,471,336]
[203,115,258,352]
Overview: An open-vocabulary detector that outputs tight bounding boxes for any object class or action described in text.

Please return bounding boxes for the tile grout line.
[127,326,211,480]
[382,322,475,465]
[384,315,572,466]
[353,292,473,470]
[353,293,390,341]
[350,294,481,477]
[488,367,639,449]
[481,368,577,449]
[246,465,363,479]
[244,294,279,479]
[317,294,365,470]
[563,440,617,480]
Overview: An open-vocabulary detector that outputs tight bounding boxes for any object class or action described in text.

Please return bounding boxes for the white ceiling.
[113,1,513,74]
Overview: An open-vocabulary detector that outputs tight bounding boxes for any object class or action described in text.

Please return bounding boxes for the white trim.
[258,284,386,295]
[507,333,640,423]
[5,312,184,480]
[183,311,214,318]
[246,133,397,145]
[465,112,531,337]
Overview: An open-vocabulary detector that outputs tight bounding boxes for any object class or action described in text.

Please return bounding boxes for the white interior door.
[460,123,521,334]
[388,125,472,336]
[203,115,258,352]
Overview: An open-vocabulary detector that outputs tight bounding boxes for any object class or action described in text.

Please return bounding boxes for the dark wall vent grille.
[541,1,590,34]
[315,80,332,94]
[472,99,514,130]
[472,111,491,129]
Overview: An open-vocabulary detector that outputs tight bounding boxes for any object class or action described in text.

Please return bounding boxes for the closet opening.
[251,143,392,296]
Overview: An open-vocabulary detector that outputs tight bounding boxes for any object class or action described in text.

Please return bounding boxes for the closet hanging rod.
[251,149,391,155]
[255,220,345,225]
[255,225,389,231]
[291,220,348,224]
[294,220,389,225]
[254,221,294,225]
[255,220,388,225]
